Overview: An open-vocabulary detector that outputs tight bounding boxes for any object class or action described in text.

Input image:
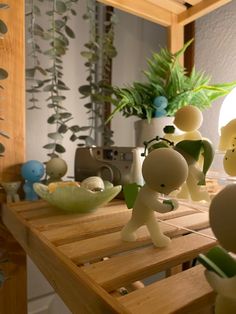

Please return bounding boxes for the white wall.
[112,9,166,146]
[196,1,236,152]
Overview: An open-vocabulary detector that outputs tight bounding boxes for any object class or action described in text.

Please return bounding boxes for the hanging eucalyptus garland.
[79,0,117,146]
[0,3,10,156]
[26,0,117,158]
[26,0,83,157]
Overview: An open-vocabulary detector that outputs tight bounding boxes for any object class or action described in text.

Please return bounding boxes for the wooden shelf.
[97,0,232,27]
[2,199,217,313]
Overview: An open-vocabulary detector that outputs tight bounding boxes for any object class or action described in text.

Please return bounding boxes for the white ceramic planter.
[134,117,174,147]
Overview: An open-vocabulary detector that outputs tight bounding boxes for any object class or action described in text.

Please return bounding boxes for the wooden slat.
[146,0,187,14]
[120,265,216,314]
[178,0,232,25]
[42,206,198,245]
[28,202,129,231]
[58,213,209,264]
[97,0,173,26]
[82,229,216,292]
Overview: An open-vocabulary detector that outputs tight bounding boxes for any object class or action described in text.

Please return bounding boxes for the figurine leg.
[6,194,13,203]
[187,174,210,202]
[146,218,171,247]
[176,182,190,200]
[13,193,20,202]
[121,218,143,242]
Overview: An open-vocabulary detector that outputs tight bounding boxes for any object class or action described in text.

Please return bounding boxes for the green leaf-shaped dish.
[33,183,122,213]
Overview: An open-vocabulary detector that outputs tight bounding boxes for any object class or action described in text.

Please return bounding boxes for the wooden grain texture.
[178,0,232,25]
[2,203,129,314]
[120,265,216,314]
[146,0,186,14]
[58,212,209,264]
[0,220,27,314]
[97,0,173,26]
[82,229,216,292]
[42,206,197,246]
[2,199,217,314]
[0,0,25,197]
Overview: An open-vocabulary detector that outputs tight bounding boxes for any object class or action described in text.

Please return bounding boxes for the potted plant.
[107,40,236,146]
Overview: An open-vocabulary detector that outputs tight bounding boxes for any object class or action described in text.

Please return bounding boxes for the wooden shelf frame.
[2,199,218,313]
[97,0,231,55]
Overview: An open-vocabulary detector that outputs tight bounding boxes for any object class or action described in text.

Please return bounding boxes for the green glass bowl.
[33,182,122,213]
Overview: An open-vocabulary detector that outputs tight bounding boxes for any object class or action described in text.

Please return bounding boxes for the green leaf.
[48,132,63,140]
[0,4,9,9]
[69,125,80,132]
[70,134,77,141]
[123,183,140,209]
[33,5,41,16]
[79,85,92,96]
[0,20,7,34]
[65,25,75,38]
[56,1,67,14]
[0,68,8,80]
[55,143,66,153]
[54,19,65,30]
[43,143,56,149]
[58,124,68,133]
[47,116,56,124]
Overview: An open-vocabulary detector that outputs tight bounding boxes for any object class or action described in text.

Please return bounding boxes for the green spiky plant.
[107,40,236,123]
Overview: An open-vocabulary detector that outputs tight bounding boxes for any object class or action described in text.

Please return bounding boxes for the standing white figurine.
[121,148,188,247]
[199,184,236,314]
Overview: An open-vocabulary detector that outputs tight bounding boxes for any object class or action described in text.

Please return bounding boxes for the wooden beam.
[185,0,202,5]
[178,0,232,26]
[184,22,195,75]
[168,15,184,65]
[146,0,187,14]
[97,0,173,26]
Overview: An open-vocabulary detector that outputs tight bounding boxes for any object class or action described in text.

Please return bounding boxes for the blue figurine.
[21,160,45,201]
[153,96,168,118]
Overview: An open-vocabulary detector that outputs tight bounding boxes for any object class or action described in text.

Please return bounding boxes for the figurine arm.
[140,188,177,213]
[205,270,236,299]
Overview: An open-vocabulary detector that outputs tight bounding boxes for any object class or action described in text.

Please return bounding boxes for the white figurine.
[121,148,188,247]
[165,105,203,143]
[1,181,21,203]
[205,184,236,314]
[165,105,213,202]
[46,157,68,184]
[218,119,236,151]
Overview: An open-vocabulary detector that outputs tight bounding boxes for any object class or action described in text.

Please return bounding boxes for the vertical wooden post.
[168,17,195,70]
[0,0,25,202]
[0,0,27,313]
[167,15,184,64]
[0,221,27,314]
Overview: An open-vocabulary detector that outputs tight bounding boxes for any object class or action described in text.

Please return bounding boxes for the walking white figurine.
[121,147,188,247]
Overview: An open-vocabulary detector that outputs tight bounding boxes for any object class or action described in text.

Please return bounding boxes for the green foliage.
[26,0,81,157]
[108,40,236,122]
[79,1,117,146]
